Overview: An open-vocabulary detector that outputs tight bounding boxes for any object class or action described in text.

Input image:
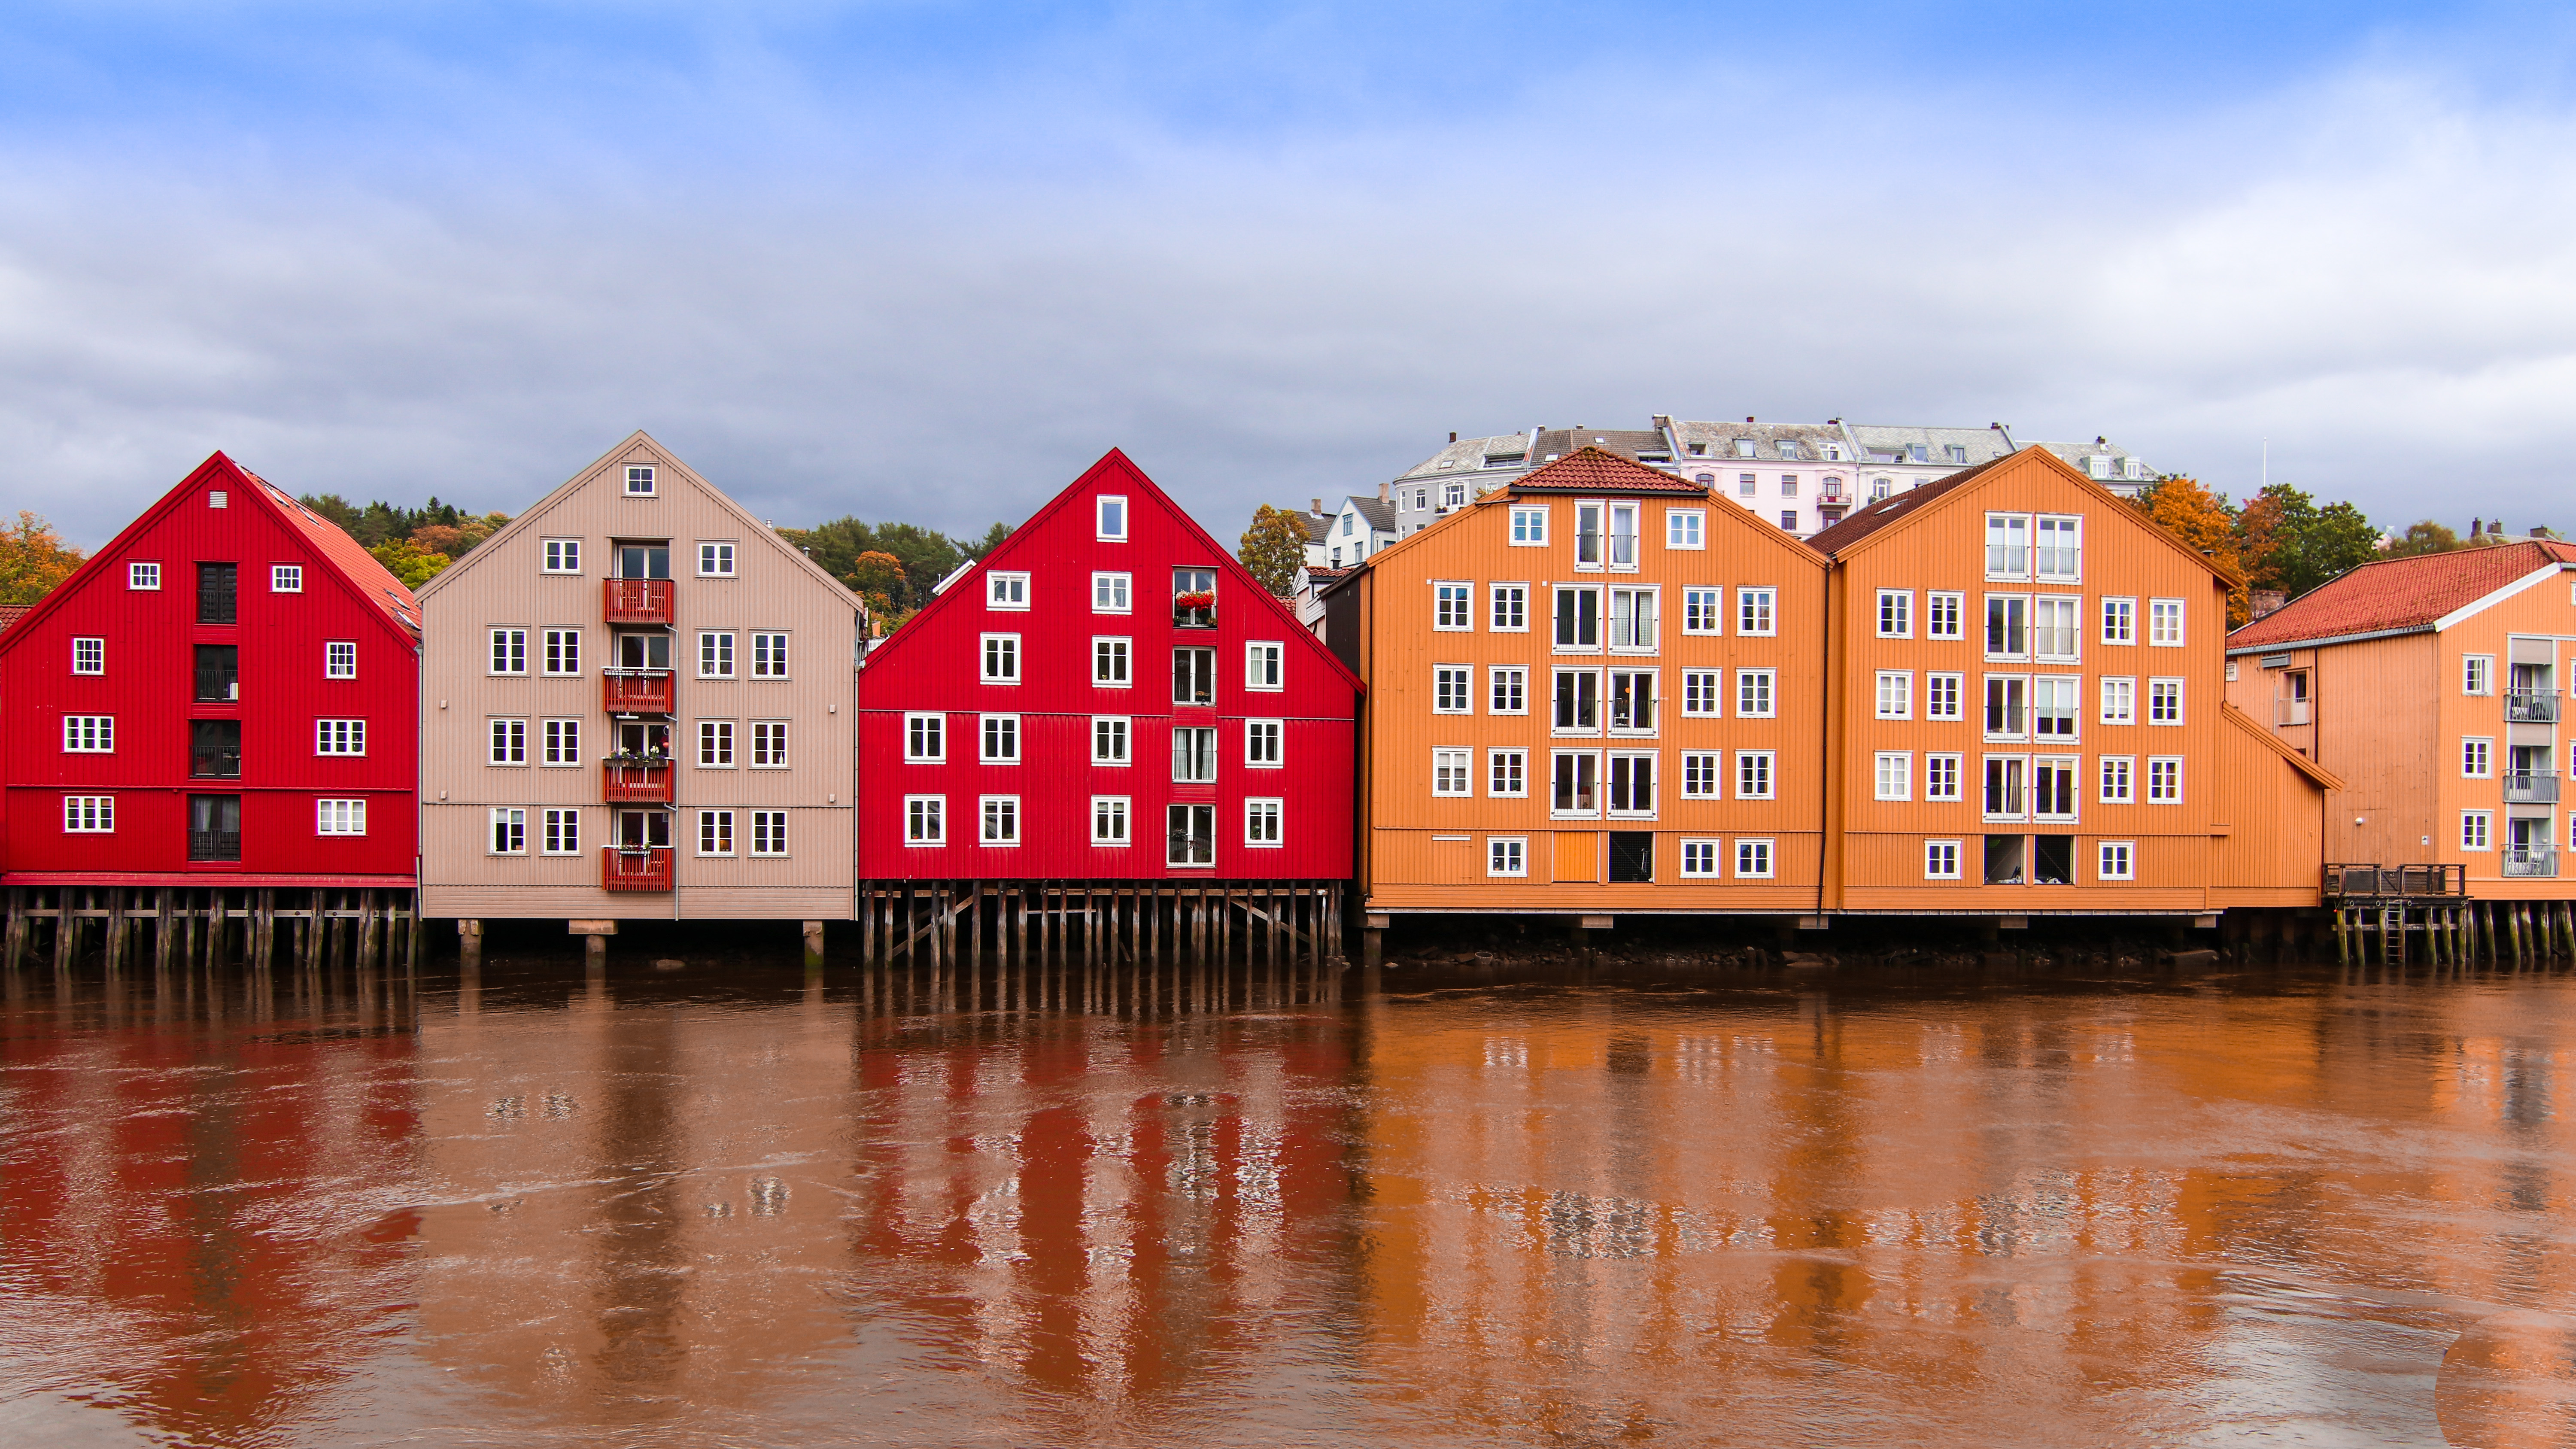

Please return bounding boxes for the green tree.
[2384,520,2461,558]
[1237,504,1308,598]
[960,522,1013,560]
[2286,501,2379,595]
[368,539,452,589]
[0,510,85,606]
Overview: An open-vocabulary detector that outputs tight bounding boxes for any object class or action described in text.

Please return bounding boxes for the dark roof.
[2228,540,2576,649]
[1507,446,1708,496]
[1345,496,1397,532]
[1802,453,2011,554]
[1531,428,1671,465]
[1296,511,1333,544]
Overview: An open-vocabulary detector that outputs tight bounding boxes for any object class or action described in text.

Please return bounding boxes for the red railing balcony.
[604,670,673,715]
[603,759,673,803]
[604,578,674,625]
[601,847,672,892]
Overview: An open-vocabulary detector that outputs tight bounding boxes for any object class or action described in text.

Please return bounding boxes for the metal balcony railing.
[601,847,673,892]
[2505,846,2560,878]
[2275,699,2312,726]
[604,578,674,626]
[187,829,242,863]
[2505,770,2560,804]
[603,669,674,715]
[603,759,673,803]
[2324,863,2468,898]
[2506,689,2559,723]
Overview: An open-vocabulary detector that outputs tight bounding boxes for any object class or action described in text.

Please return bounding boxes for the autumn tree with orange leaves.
[0,511,85,607]
[2131,477,2251,626]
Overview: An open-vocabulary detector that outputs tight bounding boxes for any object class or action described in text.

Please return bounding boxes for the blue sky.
[5,2,2576,546]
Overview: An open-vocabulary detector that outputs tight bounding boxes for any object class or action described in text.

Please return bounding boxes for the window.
[1167,803,1215,867]
[1609,670,1656,732]
[2035,516,2081,580]
[981,633,1020,682]
[1172,727,1217,782]
[195,563,237,624]
[1552,668,1600,732]
[2464,655,2494,695]
[2034,596,2079,661]
[1489,665,1528,714]
[1092,796,1130,844]
[1985,513,2029,578]
[1490,583,1528,632]
[2148,678,2183,725]
[543,718,581,766]
[1680,840,1722,878]
[2100,756,2135,803]
[1553,586,1601,649]
[985,570,1028,608]
[2098,841,2134,881]
[1093,571,1132,612]
[1608,587,1657,650]
[1926,672,1963,720]
[2102,598,2136,645]
[698,810,735,855]
[2033,756,2079,820]
[2148,599,2185,647]
[699,720,735,767]
[1736,751,1774,799]
[1875,671,1912,720]
[2147,757,2183,803]
[1983,756,2027,819]
[751,811,788,856]
[2462,810,2492,851]
[1926,753,1962,801]
[1779,511,1798,531]
[190,720,241,778]
[1735,839,1774,879]
[1488,748,1527,797]
[71,637,103,675]
[980,714,1019,763]
[2101,677,2136,725]
[1682,670,1721,717]
[1681,752,1721,798]
[1877,590,1912,638]
[2034,677,2079,738]
[1245,798,1282,847]
[624,465,656,495]
[1737,587,1776,636]
[1738,472,1757,495]
[1550,751,1598,814]
[1488,837,1528,877]
[982,796,1021,844]
[1736,669,1775,717]
[1607,753,1655,815]
[1096,495,1127,540]
[1442,482,1466,509]
[1901,836,1960,883]
[63,796,114,833]
[1092,716,1129,763]
[698,631,734,677]
[543,538,582,573]
[1246,641,1282,690]
[1094,637,1131,686]
[316,718,366,756]
[1434,665,1472,714]
[1173,646,1215,704]
[271,564,304,593]
[541,629,581,676]
[1667,509,1705,549]
[1434,582,1472,630]
[1574,501,1604,567]
[1245,719,1283,766]
[1984,676,2028,737]
[489,628,527,674]
[1985,596,2029,658]
[1433,748,1472,796]
[751,633,789,677]
[488,718,525,764]
[1509,506,1548,545]
[325,641,356,679]
[490,808,526,854]
[1926,591,1964,640]
[129,562,161,591]
[698,542,736,577]
[905,796,945,844]
[1608,503,1639,567]
[1682,587,1722,635]
[1873,751,1911,801]
[905,713,945,762]
[2463,738,2493,778]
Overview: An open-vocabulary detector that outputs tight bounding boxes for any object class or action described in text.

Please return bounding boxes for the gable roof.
[1344,495,1397,532]
[1802,453,2006,553]
[2226,540,2576,651]
[2222,700,2346,791]
[246,467,419,631]
[1805,446,2238,584]
[1507,445,1709,496]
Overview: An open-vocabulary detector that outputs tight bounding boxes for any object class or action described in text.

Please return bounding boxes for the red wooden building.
[856,450,1361,938]
[0,453,420,922]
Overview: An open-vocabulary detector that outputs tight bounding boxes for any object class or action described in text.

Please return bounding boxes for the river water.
[2,953,2573,1447]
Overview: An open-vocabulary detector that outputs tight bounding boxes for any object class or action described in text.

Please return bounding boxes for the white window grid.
[63,796,114,832]
[1606,750,1657,817]
[1434,665,1473,714]
[1490,583,1529,632]
[1681,670,1721,717]
[1608,668,1658,735]
[981,795,1021,844]
[750,811,788,856]
[1680,839,1722,878]
[1553,585,1601,651]
[542,718,581,766]
[1925,753,1962,801]
[489,807,526,854]
[2035,515,2081,581]
[1607,586,1659,652]
[1924,840,1962,880]
[1171,726,1218,783]
[2034,595,2081,662]
[979,714,1019,763]
[905,795,945,844]
[325,641,357,679]
[1245,798,1283,847]
[542,629,581,677]
[1876,590,1912,638]
[981,633,1020,682]
[1735,839,1775,879]
[71,637,103,675]
[1092,715,1130,764]
[488,717,526,764]
[695,720,732,767]
[1433,748,1472,796]
[2462,810,2492,851]
[2147,757,2183,803]
[129,562,161,590]
[1680,751,1721,799]
[1875,671,1912,720]
[751,632,789,678]
[2098,841,2135,881]
[271,564,303,592]
[2148,598,2185,647]
[1985,512,2030,579]
[1509,506,1548,546]
[2148,678,2184,725]
[905,713,945,762]
[1926,592,1964,640]
[1681,587,1722,635]
[1735,750,1775,800]
[624,465,656,495]
[2101,597,2136,645]
[1666,509,1705,549]
[542,538,582,574]
[1094,637,1131,686]
[2464,655,2494,695]
[986,571,1029,609]
[2033,675,2081,741]
[1092,795,1130,844]
[1487,836,1528,877]
[1093,571,1132,613]
[699,631,735,677]
[489,627,527,674]
[2463,738,2492,778]
[1736,669,1776,718]
[699,809,735,856]
[2101,676,2136,725]
[1489,665,1528,715]
[1246,641,1282,691]
[1434,582,1473,630]
[1245,719,1283,767]
[1926,672,1963,720]
[316,718,366,756]
[1095,495,1127,540]
[688,541,732,578]
[1736,587,1777,636]
[1488,748,1527,797]
[2100,755,2135,803]
[1874,751,1911,801]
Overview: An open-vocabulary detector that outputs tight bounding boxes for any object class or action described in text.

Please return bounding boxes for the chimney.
[1449,431,1458,443]
[1745,416,1756,424]
[1652,414,1672,429]
[1378,480,1390,503]
[1310,497,1323,516]
[2251,589,2287,619]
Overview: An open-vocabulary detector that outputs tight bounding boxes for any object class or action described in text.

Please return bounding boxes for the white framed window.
[1092,715,1130,764]
[2462,810,2492,851]
[2148,598,2185,647]
[1488,836,1528,876]
[1926,672,1964,720]
[1245,798,1283,847]
[1093,637,1131,687]
[2464,655,2494,695]
[128,562,161,591]
[2098,841,2135,881]
[1607,751,1656,816]
[1985,595,2029,659]
[1552,668,1600,733]
[2101,677,2136,725]
[1925,753,1962,801]
[1680,839,1722,878]
[1925,839,1962,880]
[1607,502,1640,568]
[1985,512,2030,578]
[2033,754,2080,821]
[1092,795,1130,844]
[695,630,733,677]
[751,632,789,677]
[2148,678,2184,725]
[542,717,581,766]
[1489,665,1528,715]
[1246,718,1283,766]
[1735,838,1775,878]
[1092,571,1132,613]
[70,637,103,675]
[1553,585,1601,650]
[2034,676,2080,740]
[1736,668,1775,718]
[698,809,735,856]
[699,719,735,767]
[489,807,526,854]
[541,629,581,676]
[1434,581,1472,630]
[64,796,114,832]
[1681,670,1721,717]
[2035,515,2081,581]
[985,570,1029,609]
[1608,586,1658,650]
[905,795,945,844]
[488,717,525,764]
[489,628,527,674]
[2100,755,2135,803]
[1549,750,1599,816]
[542,538,582,574]
[1434,665,1473,714]
[1509,505,1549,546]
[981,795,1021,844]
[1778,511,1798,531]
[1442,481,1466,509]
[1875,670,1912,720]
[1984,675,2029,738]
[1738,472,1757,496]
[1095,495,1127,541]
[1736,587,1777,636]
[536,807,580,854]
[316,718,366,756]
[1681,586,1722,635]
[2463,738,2493,778]
[623,464,656,496]
[1489,583,1529,632]
[1735,750,1775,800]
[980,713,1019,763]
[698,542,736,578]
[271,564,303,593]
[1172,726,1218,782]
[1874,751,1911,801]
[1246,641,1282,690]
[981,633,1020,683]
[2034,596,2080,662]
[1666,509,1705,549]
[1983,755,2028,819]
[2102,597,2136,645]
[1876,590,1912,638]
[750,811,788,856]
[1488,747,1527,797]
[1433,747,1472,796]
[325,641,356,679]
[886,715,939,769]
[1680,751,1721,799]
[2147,756,2183,803]
[1926,591,1964,640]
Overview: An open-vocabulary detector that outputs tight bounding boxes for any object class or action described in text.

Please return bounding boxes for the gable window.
[986,571,1029,609]
[129,562,161,591]
[315,718,367,756]
[1094,637,1131,686]
[980,714,1020,763]
[1877,590,1911,638]
[197,563,237,625]
[905,796,945,844]
[699,631,735,677]
[1434,582,1472,630]
[2148,599,2185,647]
[1985,513,2030,578]
[2035,516,2081,580]
[1667,509,1704,549]
[1173,567,1217,628]
[1553,586,1601,649]
[1092,716,1130,763]
[905,713,945,762]
[1682,587,1722,635]
[981,633,1020,682]
[2463,655,2494,696]
[1246,641,1282,690]
[325,641,357,679]
[1489,583,1528,631]
[271,565,303,592]
[624,465,656,495]
[698,542,736,577]
[543,538,581,574]
[1926,591,1964,640]
[1737,587,1776,636]
[1246,719,1283,766]
[1093,571,1131,612]
[71,637,104,675]
[1096,495,1128,541]
[1509,506,1548,546]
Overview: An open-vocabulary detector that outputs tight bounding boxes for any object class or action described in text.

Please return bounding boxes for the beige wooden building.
[418,433,863,929]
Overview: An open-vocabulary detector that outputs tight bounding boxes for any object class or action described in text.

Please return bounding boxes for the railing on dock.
[2323,863,2466,899]
[2321,862,2576,970]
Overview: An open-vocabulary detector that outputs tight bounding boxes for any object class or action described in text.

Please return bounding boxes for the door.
[188,795,242,861]
[616,634,672,671]
[615,543,671,580]
[617,810,672,850]
[616,721,671,759]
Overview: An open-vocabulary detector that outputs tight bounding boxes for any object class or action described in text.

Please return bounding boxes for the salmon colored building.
[1810,447,2337,918]
[2226,538,2576,895]
[1321,447,1831,920]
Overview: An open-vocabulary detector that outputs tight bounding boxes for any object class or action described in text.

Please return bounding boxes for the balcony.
[2275,699,2311,726]
[2506,689,2559,723]
[2505,846,2559,879]
[603,758,673,803]
[187,829,241,863]
[603,669,673,716]
[2506,770,2561,804]
[2324,863,2467,898]
[601,847,673,892]
[604,578,674,626]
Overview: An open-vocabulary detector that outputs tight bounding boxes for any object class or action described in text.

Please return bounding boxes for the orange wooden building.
[1321,447,1831,921]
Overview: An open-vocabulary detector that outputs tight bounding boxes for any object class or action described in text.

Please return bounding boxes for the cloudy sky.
[4,1,2573,547]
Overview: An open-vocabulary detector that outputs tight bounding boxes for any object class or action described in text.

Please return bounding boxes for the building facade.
[0,453,419,890]
[417,433,863,924]
[1323,447,1831,918]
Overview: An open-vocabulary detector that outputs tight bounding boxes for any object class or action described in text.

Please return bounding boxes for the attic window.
[1907,444,1929,463]
[1945,444,1968,464]
[625,465,656,495]
[209,490,228,508]
[1436,459,1456,468]
[1635,452,1670,463]
[1776,441,1799,460]
[1686,443,1707,457]
[1733,439,1757,458]
[1482,453,1524,468]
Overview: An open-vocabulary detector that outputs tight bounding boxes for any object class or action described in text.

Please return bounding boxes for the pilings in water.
[2329,896,2576,975]
[1,884,419,977]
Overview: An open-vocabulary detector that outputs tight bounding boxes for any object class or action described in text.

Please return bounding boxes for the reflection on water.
[3,955,2574,1445]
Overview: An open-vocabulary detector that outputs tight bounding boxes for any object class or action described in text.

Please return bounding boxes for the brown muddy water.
[2,952,2573,1447]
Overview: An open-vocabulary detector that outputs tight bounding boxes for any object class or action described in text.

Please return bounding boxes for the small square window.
[71,637,104,675]
[2098,841,2135,881]
[1092,571,1132,613]
[129,562,162,591]
[1487,836,1527,877]
[1665,509,1705,550]
[1734,838,1775,878]
[1924,840,1962,880]
[986,571,1030,609]
[1246,641,1282,691]
[270,565,303,592]
[625,465,656,495]
[325,641,357,679]
[698,542,736,577]
[543,538,582,574]
[1509,507,1548,546]
[1680,839,1722,878]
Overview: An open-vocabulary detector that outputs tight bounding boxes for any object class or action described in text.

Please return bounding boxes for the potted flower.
[1174,588,1216,612]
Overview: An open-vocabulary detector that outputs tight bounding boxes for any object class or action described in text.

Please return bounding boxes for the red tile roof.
[237,461,420,633]
[0,605,27,633]
[2227,540,2576,650]
[1508,445,1710,495]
